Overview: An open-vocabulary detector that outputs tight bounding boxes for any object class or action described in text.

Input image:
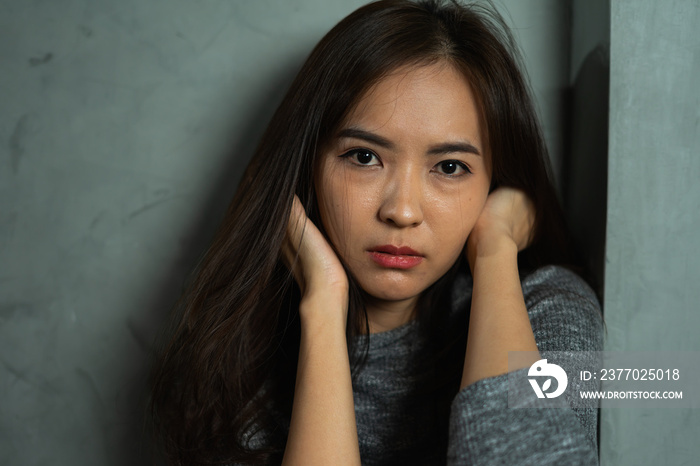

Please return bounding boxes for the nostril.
[378,188,424,227]
[379,211,423,228]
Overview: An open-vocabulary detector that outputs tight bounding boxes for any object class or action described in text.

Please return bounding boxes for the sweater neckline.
[350,271,473,351]
[352,318,420,350]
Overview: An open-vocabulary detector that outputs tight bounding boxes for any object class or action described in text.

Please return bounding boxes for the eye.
[433,160,471,176]
[340,149,381,166]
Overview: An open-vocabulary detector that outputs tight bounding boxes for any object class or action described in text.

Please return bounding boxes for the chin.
[356,278,428,303]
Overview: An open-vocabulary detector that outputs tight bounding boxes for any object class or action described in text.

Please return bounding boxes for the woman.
[150,1,603,464]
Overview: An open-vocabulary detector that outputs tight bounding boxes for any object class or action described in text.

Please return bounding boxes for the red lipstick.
[368,245,424,269]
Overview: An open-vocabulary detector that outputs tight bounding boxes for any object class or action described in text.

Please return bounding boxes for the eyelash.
[339,148,472,177]
[433,160,472,176]
[340,148,381,167]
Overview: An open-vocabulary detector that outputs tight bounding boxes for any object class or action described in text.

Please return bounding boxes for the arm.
[280,196,361,466]
[451,188,602,465]
[449,268,602,465]
[460,188,540,388]
[283,292,360,465]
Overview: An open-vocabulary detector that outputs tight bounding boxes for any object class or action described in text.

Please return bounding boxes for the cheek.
[463,191,490,229]
[316,163,354,253]
[434,188,489,252]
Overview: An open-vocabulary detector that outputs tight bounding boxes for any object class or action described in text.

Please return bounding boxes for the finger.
[282,195,307,290]
[510,189,535,251]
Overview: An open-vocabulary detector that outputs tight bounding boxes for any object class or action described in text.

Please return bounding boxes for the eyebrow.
[335,127,481,156]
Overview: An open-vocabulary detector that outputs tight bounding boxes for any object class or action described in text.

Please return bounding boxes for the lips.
[368,245,424,269]
[370,245,422,256]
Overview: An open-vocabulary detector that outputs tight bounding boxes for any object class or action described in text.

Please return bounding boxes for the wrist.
[299,288,349,328]
[466,231,518,270]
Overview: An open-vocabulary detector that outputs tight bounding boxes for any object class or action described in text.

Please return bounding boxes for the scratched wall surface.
[0,1,570,464]
[600,0,700,464]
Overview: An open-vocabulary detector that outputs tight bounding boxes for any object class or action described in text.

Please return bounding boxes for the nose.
[378,169,424,228]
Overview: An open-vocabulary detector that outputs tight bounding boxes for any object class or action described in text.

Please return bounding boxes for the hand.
[465,187,535,267]
[282,195,349,313]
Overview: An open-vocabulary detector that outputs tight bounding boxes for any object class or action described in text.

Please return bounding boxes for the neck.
[363,295,419,334]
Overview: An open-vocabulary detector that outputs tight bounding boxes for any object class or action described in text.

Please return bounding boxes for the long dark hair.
[150,1,573,464]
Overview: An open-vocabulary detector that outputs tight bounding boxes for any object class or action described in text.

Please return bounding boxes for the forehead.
[339,62,484,148]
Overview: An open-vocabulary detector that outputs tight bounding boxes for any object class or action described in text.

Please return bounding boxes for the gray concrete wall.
[0,1,571,464]
[495,0,572,186]
[600,0,700,464]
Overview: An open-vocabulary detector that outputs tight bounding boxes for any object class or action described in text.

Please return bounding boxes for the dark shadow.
[563,44,610,302]
[562,42,610,465]
[119,51,309,466]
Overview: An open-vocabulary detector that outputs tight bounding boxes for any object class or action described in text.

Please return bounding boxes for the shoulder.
[520,265,604,353]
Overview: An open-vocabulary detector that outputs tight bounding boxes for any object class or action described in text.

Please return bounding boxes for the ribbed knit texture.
[350,265,604,465]
[244,265,604,464]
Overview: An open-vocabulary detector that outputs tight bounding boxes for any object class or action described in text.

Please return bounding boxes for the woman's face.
[316,62,491,309]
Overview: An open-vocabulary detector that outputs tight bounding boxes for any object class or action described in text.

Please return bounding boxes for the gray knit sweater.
[349,265,604,465]
[247,265,604,464]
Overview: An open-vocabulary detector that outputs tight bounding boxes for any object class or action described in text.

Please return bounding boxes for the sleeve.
[446,266,604,465]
